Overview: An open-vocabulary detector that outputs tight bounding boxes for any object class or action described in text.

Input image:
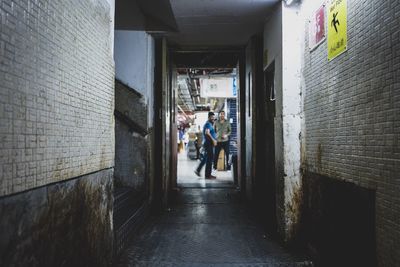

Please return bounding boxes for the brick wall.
[302,0,400,265]
[0,0,115,197]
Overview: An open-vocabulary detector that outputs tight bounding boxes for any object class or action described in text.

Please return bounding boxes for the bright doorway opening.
[176,68,239,188]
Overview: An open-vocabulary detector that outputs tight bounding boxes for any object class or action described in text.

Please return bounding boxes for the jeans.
[196,144,214,177]
[213,141,230,170]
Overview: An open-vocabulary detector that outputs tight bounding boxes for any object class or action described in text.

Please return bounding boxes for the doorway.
[175,68,239,189]
[262,61,277,234]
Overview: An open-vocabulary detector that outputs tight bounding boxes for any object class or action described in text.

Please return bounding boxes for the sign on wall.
[200,77,236,98]
[309,4,326,50]
[327,0,347,60]
[232,77,237,97]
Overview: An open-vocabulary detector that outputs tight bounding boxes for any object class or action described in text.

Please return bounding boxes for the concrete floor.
[177,150,234,188]
[117,151,312,266]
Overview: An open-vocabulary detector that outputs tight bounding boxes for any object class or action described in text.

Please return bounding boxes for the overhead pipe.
[177,104,190,119]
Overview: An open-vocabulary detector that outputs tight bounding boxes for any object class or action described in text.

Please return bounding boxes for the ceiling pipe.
[177,104,189,118]
[193,78,201,103]
[178,76,196,111]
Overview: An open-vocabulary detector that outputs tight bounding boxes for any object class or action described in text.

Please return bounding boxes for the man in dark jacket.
[194,112,217,179]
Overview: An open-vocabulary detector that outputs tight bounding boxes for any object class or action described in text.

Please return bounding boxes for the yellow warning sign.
[327,0,347,60]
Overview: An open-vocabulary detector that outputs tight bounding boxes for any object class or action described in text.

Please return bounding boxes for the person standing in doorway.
[194,112,217,179]
[195,125,203,160]
[213,111,231,171]
[183,130,189,150]
[178,128,184,153]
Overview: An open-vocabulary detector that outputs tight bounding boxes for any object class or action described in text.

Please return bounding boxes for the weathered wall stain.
[0,169,113,267]
[115,120,147,189]
[114,80,149,190]
[285,180,303,243]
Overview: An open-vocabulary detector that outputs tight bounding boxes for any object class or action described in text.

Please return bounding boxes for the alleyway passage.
[117,186,311,266]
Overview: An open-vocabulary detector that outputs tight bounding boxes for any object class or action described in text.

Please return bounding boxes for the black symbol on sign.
[331,12,340,33]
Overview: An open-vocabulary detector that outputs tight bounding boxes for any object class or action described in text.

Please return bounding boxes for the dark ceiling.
[172,50,240,69]
[115,0,280,48]
[167,0,279,47]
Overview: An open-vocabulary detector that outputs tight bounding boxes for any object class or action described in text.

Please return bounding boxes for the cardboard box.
[217,149,225,171]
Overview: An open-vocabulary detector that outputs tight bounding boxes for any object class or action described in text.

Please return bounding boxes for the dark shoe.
[205,175,217,179]
[194,170,201,177]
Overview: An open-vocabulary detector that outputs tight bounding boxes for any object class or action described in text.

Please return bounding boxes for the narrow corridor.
[1,0,399,266]
[117,186,311,266]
